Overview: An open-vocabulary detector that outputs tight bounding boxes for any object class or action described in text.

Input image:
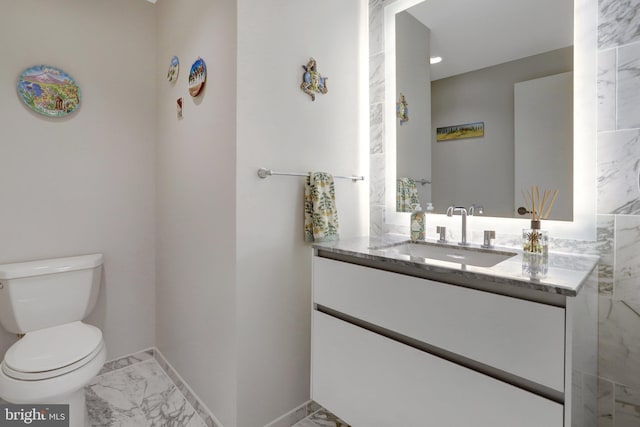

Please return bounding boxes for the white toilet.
[0,254,107,427]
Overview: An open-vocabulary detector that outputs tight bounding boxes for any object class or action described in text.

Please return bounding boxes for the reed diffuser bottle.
[523,220,548,255]
[521,186,557,255]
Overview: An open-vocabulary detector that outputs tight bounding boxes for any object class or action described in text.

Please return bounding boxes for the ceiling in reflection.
[407,0,573,80]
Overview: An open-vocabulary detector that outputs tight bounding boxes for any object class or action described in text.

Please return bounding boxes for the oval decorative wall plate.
[188,58,206,97]
[167,56,179,82]
[17,65,81,117]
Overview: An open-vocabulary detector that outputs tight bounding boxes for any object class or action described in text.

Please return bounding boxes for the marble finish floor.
[86,350,342,427]
[291,409,350,427]
[87,354,210,427]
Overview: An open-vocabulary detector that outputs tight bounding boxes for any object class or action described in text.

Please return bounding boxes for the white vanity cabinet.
[310,252,598,427]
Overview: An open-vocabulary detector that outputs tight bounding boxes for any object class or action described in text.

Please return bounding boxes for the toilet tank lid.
[0,254,103,280]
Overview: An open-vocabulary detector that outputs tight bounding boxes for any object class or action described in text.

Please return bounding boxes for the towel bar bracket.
[257,168,273,179]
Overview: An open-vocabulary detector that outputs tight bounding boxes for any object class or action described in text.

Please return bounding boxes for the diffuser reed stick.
[543,190,559,220]
[523,186,559,221]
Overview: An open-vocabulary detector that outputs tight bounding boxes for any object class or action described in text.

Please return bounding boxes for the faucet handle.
[436,226,447,243]
[468,204,484,216]
[482,230,496,249]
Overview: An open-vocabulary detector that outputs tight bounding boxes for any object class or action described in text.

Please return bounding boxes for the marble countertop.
[312,235,599,297]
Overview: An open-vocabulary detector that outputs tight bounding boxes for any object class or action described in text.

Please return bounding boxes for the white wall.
[155,1,238,426]
[236,0,369,425]
[0,0,157,360]
[430,47,572,217]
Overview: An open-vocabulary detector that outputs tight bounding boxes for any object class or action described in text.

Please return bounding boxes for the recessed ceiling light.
[430,56,442,64]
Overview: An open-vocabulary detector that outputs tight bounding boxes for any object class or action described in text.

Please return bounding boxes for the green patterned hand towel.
[397,177,419,212]
[304,172,340,242]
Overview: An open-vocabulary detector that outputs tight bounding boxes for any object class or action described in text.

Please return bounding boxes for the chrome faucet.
[446,206,468,246]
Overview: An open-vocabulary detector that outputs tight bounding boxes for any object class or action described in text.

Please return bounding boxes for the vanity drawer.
[312,256,566,392]
[311,311,563,427]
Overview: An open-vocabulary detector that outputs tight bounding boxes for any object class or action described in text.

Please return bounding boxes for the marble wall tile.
[597,129,640,214]
[369,52,385,105]
[598,215,615,295]
[541,215,614,296]
[582,373,599,427]
[370,153,385,205]
[614,215,640,303]
[617,42,640,130]
[370,204,385,236]
[598,0,640,50]
[599,298,640,389]
[572,371,585,427]
[598,377,615,427]
[598,48,617,132]
[370,103,384,154]
[369,0,385,56]
[615,384,640,427]
[385,222,407,235]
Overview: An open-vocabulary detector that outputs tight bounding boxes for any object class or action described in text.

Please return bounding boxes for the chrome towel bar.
[257,168,364,182]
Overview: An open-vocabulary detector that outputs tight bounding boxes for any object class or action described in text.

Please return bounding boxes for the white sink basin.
[381,242,517,268]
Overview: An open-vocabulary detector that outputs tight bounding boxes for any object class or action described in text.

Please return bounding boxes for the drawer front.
[313,256,565,392]
[312,311,563,427]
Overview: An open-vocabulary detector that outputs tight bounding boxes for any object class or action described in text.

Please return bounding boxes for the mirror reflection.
[395,0,574,221]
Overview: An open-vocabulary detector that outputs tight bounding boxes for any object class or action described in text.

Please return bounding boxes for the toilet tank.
[0,254,103,334]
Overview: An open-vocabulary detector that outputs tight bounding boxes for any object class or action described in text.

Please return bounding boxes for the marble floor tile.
[99,349,155,376]
[307,409,350,427]
[291,408,350,427]
[292,419,321,427]
[269,401,322,427]
[87,358,207,427]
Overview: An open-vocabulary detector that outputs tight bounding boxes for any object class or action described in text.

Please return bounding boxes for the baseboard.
[152,347,225,427]
[263,400,321,427]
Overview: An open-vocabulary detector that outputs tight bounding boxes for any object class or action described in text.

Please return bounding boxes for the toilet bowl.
[0,322,107,427]
[0,255,106,427]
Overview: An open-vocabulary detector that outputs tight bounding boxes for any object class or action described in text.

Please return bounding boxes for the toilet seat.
[2,321,103,381]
